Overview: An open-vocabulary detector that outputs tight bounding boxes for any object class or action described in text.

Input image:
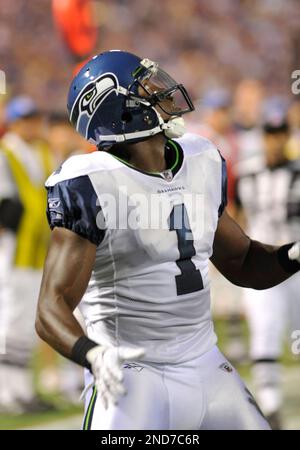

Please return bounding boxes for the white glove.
[86,345,145,409]
[288,242,300,263]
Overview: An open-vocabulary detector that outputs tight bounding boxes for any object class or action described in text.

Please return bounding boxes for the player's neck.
[112,134,168,173]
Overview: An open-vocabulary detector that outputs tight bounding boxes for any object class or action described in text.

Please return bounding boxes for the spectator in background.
[234,98,300,429]
[47,112,91,164]
[0,96,54,413]
[233,79,265,163]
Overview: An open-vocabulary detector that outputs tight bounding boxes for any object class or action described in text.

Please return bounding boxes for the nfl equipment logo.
[162,169,173,182]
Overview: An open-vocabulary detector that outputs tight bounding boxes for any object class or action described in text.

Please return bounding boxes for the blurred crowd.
[0,0,300,109]
[0,0,300,429]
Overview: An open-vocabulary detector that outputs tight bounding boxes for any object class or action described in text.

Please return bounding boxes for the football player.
[35,51,300,430]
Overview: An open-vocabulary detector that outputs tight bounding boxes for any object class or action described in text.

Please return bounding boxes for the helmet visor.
[137,67,194,116]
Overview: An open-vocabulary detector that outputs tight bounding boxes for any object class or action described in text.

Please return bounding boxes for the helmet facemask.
[127,59,194,140]
[129,59,194,117]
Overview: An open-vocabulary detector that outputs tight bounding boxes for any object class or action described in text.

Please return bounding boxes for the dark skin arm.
[35,227,96,358]
[211,210,292,290]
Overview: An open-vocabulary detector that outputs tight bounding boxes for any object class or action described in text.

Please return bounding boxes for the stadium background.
[1,0,300,108]
[0,0,299,429]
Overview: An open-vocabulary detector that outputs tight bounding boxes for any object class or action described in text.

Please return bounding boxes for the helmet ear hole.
[121,112,132,123]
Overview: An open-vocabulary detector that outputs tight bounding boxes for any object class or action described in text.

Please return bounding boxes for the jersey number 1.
[168,204,204,295]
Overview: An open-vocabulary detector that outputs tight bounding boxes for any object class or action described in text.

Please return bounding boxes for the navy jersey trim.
[46,175,105,246]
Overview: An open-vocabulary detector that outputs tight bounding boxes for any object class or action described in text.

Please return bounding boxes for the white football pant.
[83,345,270,430]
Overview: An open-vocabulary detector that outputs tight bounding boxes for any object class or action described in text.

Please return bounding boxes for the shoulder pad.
[175,133,219,160]
[45,151,121,187]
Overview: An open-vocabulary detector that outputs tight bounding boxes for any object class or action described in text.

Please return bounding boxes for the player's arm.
[36,173,144,408]
[35,226,97,358]
[36,174,106,368]
[210,209,300,290]
[36,225,144,408]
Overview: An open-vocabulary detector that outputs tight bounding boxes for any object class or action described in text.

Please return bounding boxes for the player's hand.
[288,242,300,263]
[86,345,145,409]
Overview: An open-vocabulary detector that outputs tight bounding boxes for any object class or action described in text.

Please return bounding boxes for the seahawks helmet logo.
[70,73,119,138]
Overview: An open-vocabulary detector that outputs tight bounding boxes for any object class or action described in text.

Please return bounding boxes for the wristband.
[71,335,98,370]
[277,243,300,274]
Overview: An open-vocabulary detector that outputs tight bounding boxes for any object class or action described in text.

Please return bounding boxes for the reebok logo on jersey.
[123,363,144,372]
[219,362,233,373]
[48,198,61,209]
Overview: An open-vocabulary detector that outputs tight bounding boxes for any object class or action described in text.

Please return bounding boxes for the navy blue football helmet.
[67,50,194,148]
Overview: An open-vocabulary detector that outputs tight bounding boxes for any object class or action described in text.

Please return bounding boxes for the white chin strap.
[161,116,186,139]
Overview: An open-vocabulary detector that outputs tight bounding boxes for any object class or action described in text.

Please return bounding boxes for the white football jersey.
[46,134,227,363]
